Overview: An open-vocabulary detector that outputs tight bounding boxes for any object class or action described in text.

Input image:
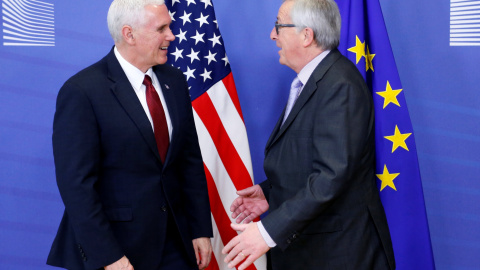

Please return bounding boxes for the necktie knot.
[292,77,303,90]
[143,75,153,87]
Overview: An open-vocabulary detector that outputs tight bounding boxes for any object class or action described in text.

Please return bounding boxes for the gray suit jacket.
[260,49,395,270]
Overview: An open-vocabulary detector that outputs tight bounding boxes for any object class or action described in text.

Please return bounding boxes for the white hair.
[107,0,166,43]
[290,0,341,50]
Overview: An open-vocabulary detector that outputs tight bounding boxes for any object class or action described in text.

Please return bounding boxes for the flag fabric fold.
[165,1,266,269]
[336,0,436,269]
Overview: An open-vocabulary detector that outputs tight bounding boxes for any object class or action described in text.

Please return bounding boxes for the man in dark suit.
[222,0,395,269]
[47,1,212,269]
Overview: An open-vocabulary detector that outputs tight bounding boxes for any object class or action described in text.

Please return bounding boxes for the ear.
[302,27,315,47]
[122,25,135,45]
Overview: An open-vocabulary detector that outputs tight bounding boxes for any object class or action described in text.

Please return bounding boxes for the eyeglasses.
[275,22,296,35]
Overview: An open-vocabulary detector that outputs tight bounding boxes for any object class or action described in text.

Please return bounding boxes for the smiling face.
[270,1,305,73]
[130,4,175,72]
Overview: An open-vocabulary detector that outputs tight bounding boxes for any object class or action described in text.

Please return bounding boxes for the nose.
[167,26,175,41]
[270,27,277,40]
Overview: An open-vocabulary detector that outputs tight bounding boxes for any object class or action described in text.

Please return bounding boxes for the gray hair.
[290,0,341,50]
[107,0,165,43]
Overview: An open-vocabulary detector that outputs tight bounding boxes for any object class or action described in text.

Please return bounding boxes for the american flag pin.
[165,84,170,90]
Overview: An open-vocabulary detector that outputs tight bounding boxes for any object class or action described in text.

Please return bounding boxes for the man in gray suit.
[222,0,395,269]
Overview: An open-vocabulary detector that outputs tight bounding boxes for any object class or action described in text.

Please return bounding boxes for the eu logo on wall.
[2,0,55,46]
[450,0,480,46]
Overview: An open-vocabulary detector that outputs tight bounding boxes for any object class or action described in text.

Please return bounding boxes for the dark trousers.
[159,212,198,270]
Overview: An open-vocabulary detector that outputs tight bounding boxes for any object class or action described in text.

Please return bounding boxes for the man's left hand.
[192,237,212,270]
[222,223,270,270]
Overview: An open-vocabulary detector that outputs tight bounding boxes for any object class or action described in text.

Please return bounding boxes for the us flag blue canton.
[335,0,436,269]
[164,1,266,270]
[165,0,230,101]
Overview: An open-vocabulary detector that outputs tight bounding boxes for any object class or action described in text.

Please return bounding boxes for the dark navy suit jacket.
[260,49,395,270]
[47,48,212,270]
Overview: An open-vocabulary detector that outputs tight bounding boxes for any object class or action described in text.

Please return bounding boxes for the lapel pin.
[164,84,170,90]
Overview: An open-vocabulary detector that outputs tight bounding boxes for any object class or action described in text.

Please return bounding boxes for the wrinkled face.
[270,1,304,72]
[132,4,175,71]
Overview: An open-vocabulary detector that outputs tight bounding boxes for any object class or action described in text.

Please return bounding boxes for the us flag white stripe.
[193,106,238,218]
[192,79,266,270]
[207,81,254,180]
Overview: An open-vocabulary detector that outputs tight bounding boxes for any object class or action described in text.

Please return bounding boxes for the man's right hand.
[230,184,269,224]
[104,256,133,270]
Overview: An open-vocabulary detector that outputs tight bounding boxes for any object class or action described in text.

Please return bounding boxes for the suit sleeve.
[261,74,374,250]
[175,71,213,239]
[52,81,124,269]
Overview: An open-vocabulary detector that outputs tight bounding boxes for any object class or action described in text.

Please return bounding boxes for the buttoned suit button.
[161,205,167,212]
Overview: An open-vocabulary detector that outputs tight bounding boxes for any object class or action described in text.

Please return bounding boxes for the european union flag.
[335,0,436,269]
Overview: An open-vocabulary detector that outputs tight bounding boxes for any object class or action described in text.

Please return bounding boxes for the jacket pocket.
[104,207,133,222]
[302,214,342,234]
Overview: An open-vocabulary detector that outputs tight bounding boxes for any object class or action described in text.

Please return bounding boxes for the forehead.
[277,1,294,22]
[143,4,171,26]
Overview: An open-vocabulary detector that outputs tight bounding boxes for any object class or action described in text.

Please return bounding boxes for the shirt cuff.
[257,221,276,248]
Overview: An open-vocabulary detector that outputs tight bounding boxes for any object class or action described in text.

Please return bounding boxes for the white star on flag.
[195,12,209,27]
[170,47,183,62]
[222,54,229,66]
[208,33,222,48]
[179,11,192,25]
[200,68,212,82]
[199,0,212,9]
[186,48,200,63]
[169,10,176,21]
[183,66,196,81]
[175,29,188,44]
[191,30,205,45]
[204,50,217,65]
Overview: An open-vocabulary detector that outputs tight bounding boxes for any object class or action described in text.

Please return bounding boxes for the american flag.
[164,1,267,269]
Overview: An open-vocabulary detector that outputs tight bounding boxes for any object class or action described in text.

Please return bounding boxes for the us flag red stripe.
[165,1,266,269]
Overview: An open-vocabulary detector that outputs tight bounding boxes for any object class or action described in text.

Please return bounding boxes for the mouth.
[161,46,168,50]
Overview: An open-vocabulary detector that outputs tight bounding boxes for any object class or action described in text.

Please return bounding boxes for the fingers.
[242,212,258,224]
[222,234,238,255]
[230,197,243,213]
[231,201,246,219]
[231,223,248,232]
[193,243,200,266]
[234,209,249,223]
[236,185,257,196]
[223,240,244,264]
[227,250,248,269]
[198,247,211,269]
[237,253,258,270]
[104,256,134,270]
[193,237,212,270]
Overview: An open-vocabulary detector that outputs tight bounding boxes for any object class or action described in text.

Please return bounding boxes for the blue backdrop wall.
[0,0,479,269]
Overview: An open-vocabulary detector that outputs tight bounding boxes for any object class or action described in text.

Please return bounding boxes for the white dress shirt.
[257,49,331,248]
[114,46,173,140]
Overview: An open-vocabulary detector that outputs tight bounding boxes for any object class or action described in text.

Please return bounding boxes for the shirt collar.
[297,50,331,86]
[114,46,154,90]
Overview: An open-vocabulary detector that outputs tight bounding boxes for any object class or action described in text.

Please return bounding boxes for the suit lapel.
[106,49,163,164]
[265,49,342,153]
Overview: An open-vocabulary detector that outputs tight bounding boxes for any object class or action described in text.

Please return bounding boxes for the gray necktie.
[282,77,303,125]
